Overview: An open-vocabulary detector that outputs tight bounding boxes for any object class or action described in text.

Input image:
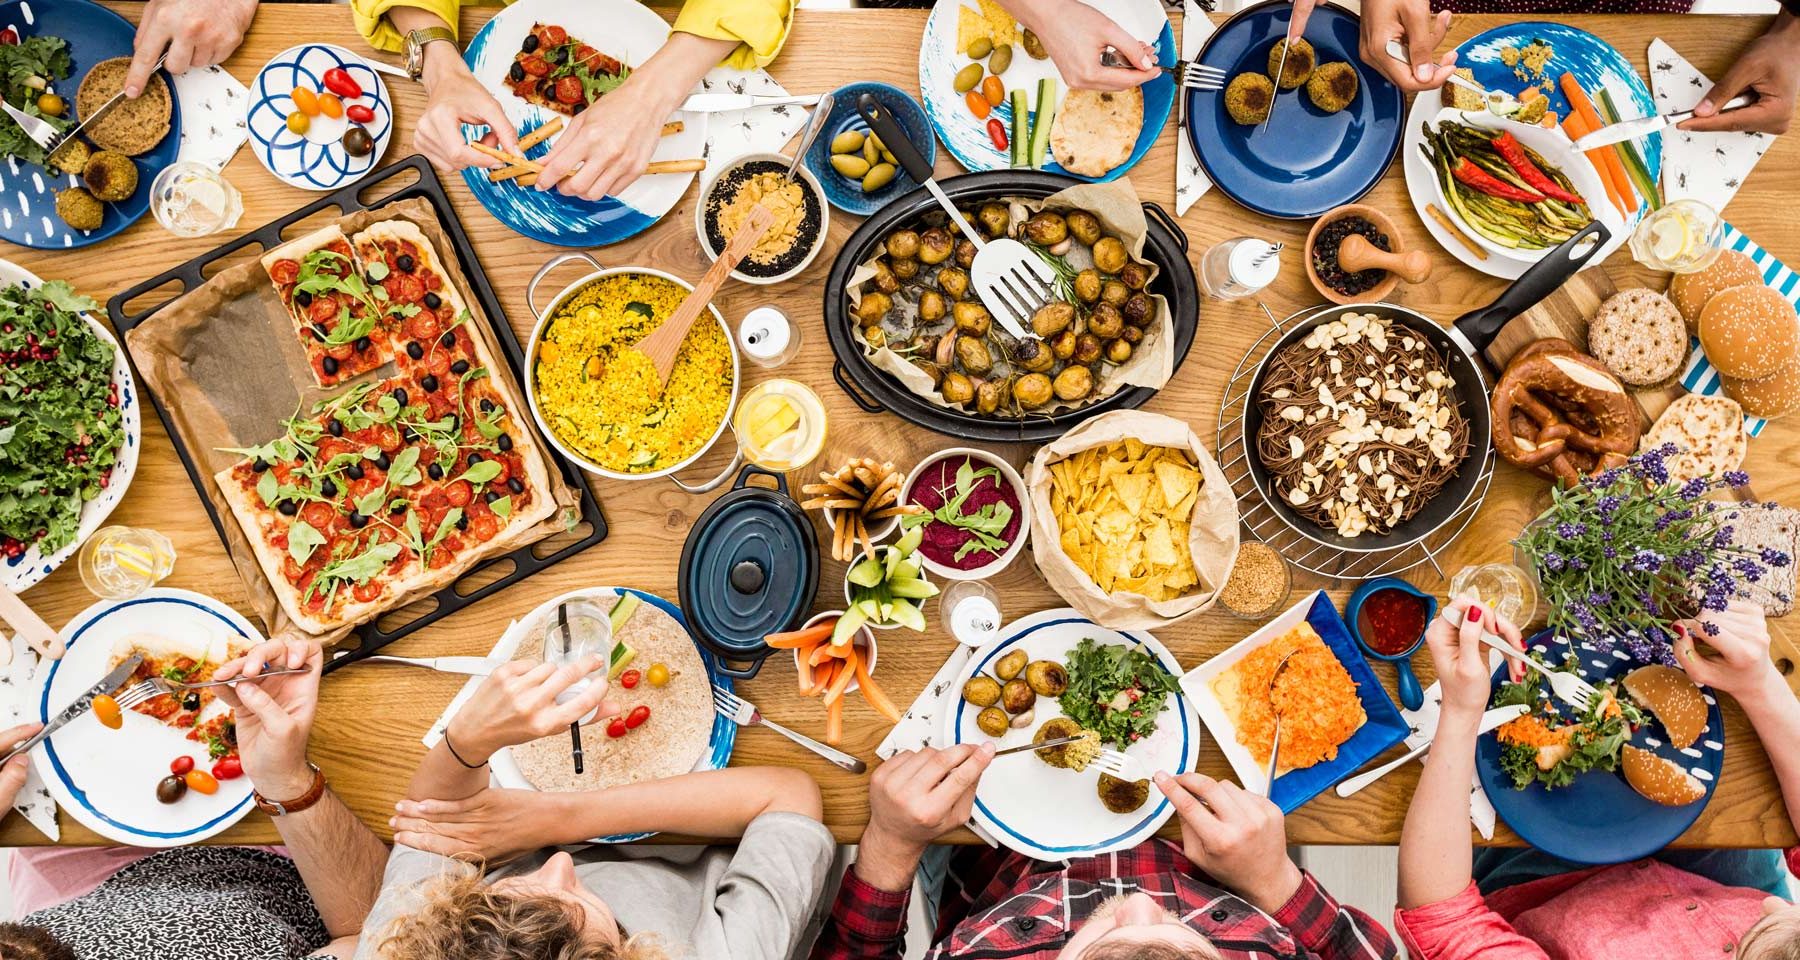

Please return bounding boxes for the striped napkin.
[1679,221,1798,439]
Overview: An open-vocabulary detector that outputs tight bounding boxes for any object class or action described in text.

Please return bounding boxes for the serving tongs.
[855,92,1052,341]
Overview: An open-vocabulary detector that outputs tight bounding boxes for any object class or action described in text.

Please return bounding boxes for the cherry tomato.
[345,103,375,124]
[605,717,628,738]
[35,93,63,117]
[625,704,651,729]
[269,259,300,284]
[184,769,220,795]
[92,694,122,730]
[619,669,640,689]
[981,75,1005,108]
[553,76,584,105]
[318,92,344,118]
[212,757,244,780]
[290,86,320,116]
[156,775,187,804]
[646,662,670,687]
[987,117,1008,151]
[169,755,195,776]
[541,25,568,46]
[286,111,310,135]
[0,27,17,45]
[342,127,374,158]
[322,67,362,100]
[964,90,991,120]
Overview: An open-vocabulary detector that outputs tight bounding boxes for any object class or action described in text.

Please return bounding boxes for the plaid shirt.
[810,838,1397,960]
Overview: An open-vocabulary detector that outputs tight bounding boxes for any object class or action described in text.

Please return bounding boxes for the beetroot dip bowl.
[902,448,1031,580]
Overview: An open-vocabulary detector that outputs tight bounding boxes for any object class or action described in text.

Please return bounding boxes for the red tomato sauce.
[1361,588,1427,656]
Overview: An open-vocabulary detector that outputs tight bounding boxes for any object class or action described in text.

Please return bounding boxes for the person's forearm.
[1399,708,1480,910]
[1736,673,1800,834]
[525,767,817,845]
[611,32,734,116]
[385,5,452,37]
[271,788,389,939]
[990,0,1053,33]
[851,825,926,893]
[405,736,493,804]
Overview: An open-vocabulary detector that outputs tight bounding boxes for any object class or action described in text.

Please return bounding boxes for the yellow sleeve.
[672,0,796,70]
[351,0,468,54]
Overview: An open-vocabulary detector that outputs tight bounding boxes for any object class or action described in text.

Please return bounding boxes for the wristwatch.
[404,26,457,82]
[253,763,327,817]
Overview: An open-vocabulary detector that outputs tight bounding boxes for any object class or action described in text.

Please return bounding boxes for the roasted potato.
[1093,236,1128,274]
[1013,336,1055,372]
[1097,774,1151,813]
[977,201,1010,238]
[1087,302,1125,340]
[892,257,919,281]
[1120,324,1145,345]
[975,379,1003,415]
[1033,717,1084,767]
[909,357,943,386]
[1100,279,1129,307]
[938,266,970,300]
[1022,212,1068,246]
[918,227,954,265]
[1074,268,1102,304]
[872,259,900,294]
[977,706,1010,737]
[941,371,975,403]
[1001,678,1036,714]
[954,238,977,269]
[963,675,1002,707]
[1024,660,1070,696]
[855,292,892,324]
[1072,333,1103,365]
[1106,338,1133,363]
[1053,365,1093,402]
[1066,209,1103,246]
[862,325,886,348]
[886,229,920,260]
[953,301,992,338]
[1031,301,1076,338]
[1123,292,1154,327]
[1119,260,1151,290]
[919,290,948,322]
[955,335,993,374]
[1014,372,1053,409]
[995,649,1028,681]
[1049,329,1077,360]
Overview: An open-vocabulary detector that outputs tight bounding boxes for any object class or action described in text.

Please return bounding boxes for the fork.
[712,685,866,774]
[1088,748,1144,782]
[113,666,311,711]
[0,96,59,151]
[1099,50,1226,92]
[1478,632,1598,712]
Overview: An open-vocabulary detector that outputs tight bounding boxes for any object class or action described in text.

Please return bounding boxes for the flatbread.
[1642,393,1746,484]
[74,57,172,156]
[1050,88,1142,178]
[509,594,713,793]
[1726,504,1800,617]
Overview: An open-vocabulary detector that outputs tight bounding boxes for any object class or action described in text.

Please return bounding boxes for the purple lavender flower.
[1628,549,1665,573]
[1761,548,1792,568]
[1556,521,1588,539]
[1543,552,1566,572]
[1724,470,1751,487]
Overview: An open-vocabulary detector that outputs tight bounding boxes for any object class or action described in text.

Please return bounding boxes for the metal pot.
[523,252,744,493]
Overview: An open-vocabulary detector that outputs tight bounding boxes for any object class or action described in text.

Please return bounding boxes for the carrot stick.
[825,694,843,746]
[765,623,834,649]
[797,646,815,693]
[1559,73,1635,216]
[804,662,833,698]
[809,643,840,667]
[855,657,903,723]
[823,646,859,707]
[1561,113,1629,218]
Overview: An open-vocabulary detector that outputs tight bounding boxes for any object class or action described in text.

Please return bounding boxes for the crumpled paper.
[1647,38,1776,213]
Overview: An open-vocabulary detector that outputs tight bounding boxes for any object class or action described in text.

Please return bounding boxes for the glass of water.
[151,161,243,238]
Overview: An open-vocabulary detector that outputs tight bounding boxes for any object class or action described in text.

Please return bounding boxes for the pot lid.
[680,466,819,658]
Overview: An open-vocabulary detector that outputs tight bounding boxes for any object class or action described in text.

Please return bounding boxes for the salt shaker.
[738,305,799,368]
[1199,237,1282,300]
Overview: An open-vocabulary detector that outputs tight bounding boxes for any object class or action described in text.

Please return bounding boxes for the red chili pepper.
[345,103,376,124]
[986,117,1008,151]
[322,67,363,100]
[1490,132,1584,205]
[1452,157,1545,203]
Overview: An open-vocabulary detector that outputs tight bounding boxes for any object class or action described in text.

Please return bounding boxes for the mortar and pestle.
[1305,204,1432,305]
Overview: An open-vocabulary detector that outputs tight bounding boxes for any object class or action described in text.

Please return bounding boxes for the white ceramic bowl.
[694,152,831,285]
[900,447,1031,581]
[843,545,934,631]
[793,609,877,693]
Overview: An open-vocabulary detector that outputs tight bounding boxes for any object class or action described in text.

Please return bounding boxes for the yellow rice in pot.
[533,273,734,474]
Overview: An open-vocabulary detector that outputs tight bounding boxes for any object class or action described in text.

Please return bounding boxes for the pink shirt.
[1394,850,1800,960]
[9,845,290,917]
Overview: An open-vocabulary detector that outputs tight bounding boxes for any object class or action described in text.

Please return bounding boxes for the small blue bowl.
[804,82,933,217]
[1345,578,1436,711]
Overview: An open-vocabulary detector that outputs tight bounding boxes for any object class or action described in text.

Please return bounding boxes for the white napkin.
[1648,38,1776,213]
[693,66,813,186]
[876,644,999,848]
[0,631,60,840]
[171,65,249,170]
[1399,680,1497,840]
[1175,1,1216,215]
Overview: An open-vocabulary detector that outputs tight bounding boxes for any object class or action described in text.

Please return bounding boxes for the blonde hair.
[375,869,667,960]
[1740,908,1800,960]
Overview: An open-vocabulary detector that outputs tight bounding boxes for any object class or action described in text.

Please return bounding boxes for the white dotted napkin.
[0,631,60,841]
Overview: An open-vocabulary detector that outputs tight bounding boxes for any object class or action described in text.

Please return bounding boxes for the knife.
[1333,703,1529,798]
[1572,94,1754,151]
[0,654,144,767]
[341,653,496,676]
[51,55,166,155]
[1261,19,1292,134]
[675,92,821,114]
[994,734,1084,757]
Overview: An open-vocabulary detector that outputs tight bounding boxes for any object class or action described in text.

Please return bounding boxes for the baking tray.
[106,156,608,672]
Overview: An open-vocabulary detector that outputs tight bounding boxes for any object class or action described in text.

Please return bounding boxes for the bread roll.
[1670,249,1763,334]
[1622,665,1707,750]
[1722,355,1800,420]
[1622,744,1705,806]
[1698,284,1798,379]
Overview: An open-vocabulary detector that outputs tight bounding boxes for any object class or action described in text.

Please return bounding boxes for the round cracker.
[1590,288,1687,387]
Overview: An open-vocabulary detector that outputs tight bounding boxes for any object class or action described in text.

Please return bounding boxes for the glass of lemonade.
[735,378,827,472]
[151,161,244,238]
[78,526,176,599]
[1449,561,1539,627]
[1629,199,1723,274]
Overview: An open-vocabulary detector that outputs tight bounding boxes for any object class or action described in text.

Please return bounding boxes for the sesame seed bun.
[1698,284,1798,380]
[1622,665,1707,750]
[1722,355,1800,420]
[1621,744,1705,807]
[1670,250,1763,335]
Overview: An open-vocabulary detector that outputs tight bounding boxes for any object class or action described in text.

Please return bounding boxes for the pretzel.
[1490,338,1641,485]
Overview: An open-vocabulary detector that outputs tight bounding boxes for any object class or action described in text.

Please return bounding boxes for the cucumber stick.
[1028,78,1057,169]
[1010,89,1029,167]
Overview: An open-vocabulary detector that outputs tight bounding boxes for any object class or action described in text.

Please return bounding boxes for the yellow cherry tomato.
[317,92,343,119]
[646,662,671,687]
[285,111,309,135]
[35,93,63,117]
[184,769,219,795]
[92,693,122,730]
[290,86,319,116]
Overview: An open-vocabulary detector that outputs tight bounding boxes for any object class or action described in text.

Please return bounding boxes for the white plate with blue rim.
[943,607,1199,861]
[247,43,394,191]
[459,0,709,246]
[0,258,139,592]
[31,588,262,847]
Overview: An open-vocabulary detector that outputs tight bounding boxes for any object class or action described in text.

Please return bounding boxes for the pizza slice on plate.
[107,632,251,733]
[261,225,402,388]
[508,22,628,116]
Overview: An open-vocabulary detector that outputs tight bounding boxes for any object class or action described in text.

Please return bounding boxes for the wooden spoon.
[636,203,775,385]
[1338,233,1432,284]
[0,587,64,661]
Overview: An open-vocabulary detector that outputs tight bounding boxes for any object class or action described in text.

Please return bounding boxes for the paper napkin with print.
[0,632,59,840]
[694,66,812,186]
[1648,38,1775,213]
[877,644,999,847]
[1401,680,1497,839]
[173,65,249,170]
[1176,0,1216,215]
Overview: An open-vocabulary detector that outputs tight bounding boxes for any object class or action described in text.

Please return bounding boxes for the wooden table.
[6,4,1798,848]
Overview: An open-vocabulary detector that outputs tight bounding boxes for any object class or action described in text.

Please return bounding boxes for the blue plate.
[0,0,180,249]
[919,0,1174,181]
[1185,0,1403,219]
[804,82,933,217]
[247,43,395,191]
[1478,631,1723,865]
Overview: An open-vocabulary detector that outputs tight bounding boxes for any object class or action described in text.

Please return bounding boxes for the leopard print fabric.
[21,847,335,960]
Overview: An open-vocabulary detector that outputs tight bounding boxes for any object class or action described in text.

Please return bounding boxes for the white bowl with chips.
[901,447,1031,582]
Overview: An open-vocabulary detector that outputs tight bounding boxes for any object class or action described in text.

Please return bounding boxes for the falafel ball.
[83,151,137,202]
[1306,61,1359,114]
[1224,72,1276,126]
[54,187,104,231]
[1267,38,1316,89]
[48,138,92,179]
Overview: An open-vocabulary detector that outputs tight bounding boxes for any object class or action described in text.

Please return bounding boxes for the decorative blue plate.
[1478,630,1723,866]
[1185,0,1403,220]
[804,82,933,217]
[247,43,394,191]
[919,0,1175,182]
[0,0,181,249]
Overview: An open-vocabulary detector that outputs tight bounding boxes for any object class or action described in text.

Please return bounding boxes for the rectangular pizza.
[508,22,628,116]
[260,226,405,387]
[218,220,558,635]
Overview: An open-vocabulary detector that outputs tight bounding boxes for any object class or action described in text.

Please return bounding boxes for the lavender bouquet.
[1512,443,1789,665]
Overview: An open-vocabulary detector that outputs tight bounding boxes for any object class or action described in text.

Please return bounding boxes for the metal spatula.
[855,93,1053,340]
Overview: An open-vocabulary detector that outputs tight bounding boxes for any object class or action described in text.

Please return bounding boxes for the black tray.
[106,156,608,673]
